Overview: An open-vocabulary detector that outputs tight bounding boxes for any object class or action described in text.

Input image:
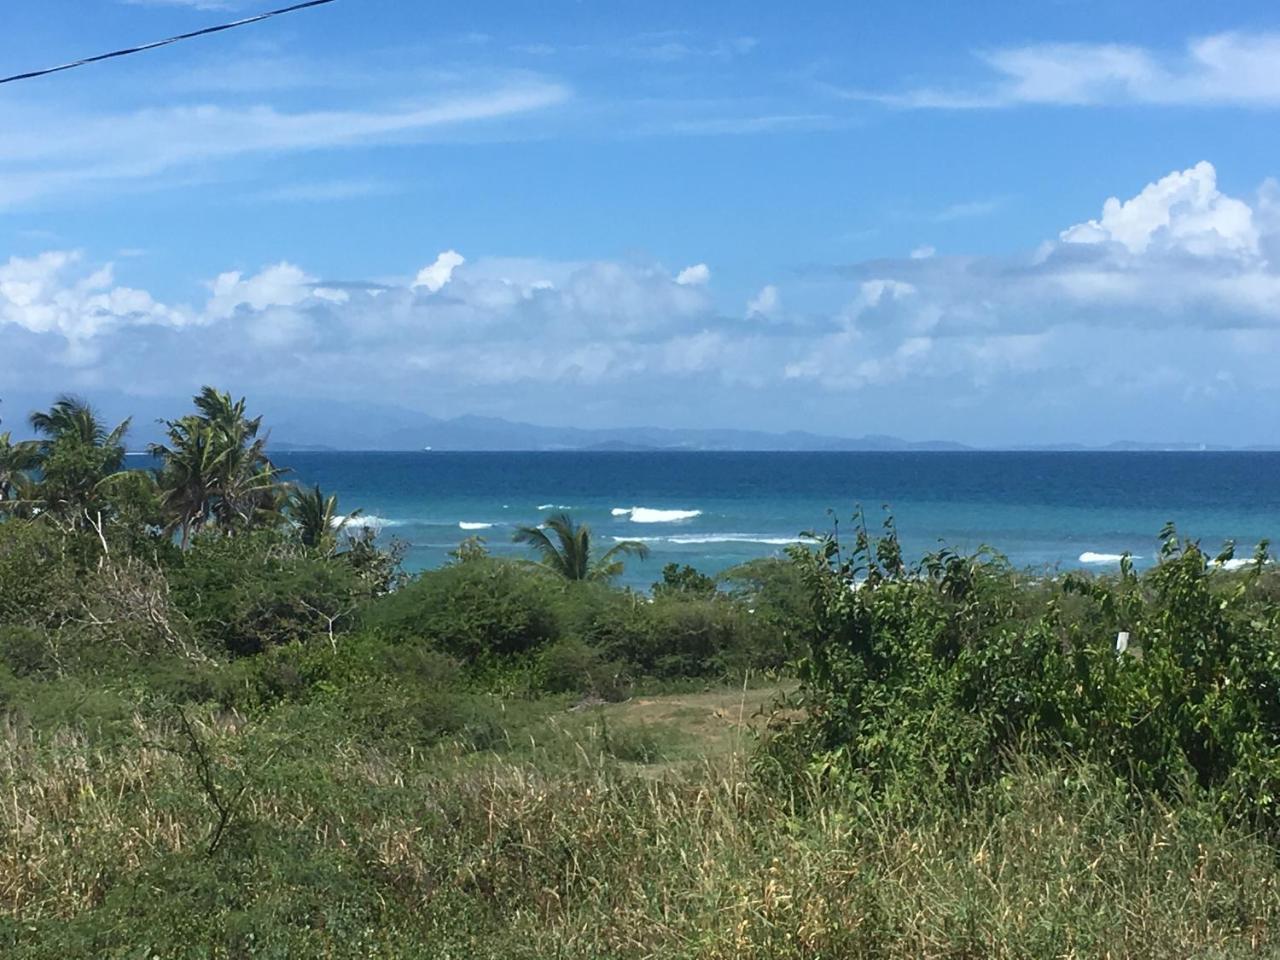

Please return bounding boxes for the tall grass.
[3,701,1276,958]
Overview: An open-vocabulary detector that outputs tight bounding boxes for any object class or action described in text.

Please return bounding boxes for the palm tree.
[149,412,219,548]
[150,387,286,545]
[287,483,358,553]
[0,430,39,504]
[27,396,131,526]
[30,396,131,458]
[513,512,649,582]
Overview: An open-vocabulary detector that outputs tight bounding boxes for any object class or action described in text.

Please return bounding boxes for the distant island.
[5,390,1275,452]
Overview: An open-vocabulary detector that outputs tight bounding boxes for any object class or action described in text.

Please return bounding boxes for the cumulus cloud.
[2,161,1278,442]
[413,251,467,293]
[746,284,780,318]
[782,162,1280,397]
[675,263,710,286]
[0,251,188,342]
[842,32,1280,109]
[1058,161,1257,256]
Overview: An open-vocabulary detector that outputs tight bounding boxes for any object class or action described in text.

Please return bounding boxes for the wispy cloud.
[255,179,396,203]
[510,32,758,63]
[122,0,236,9]
[834,32,1280,109]
[0,80,570,208]
[932,198,1005,222]
[645,113,839,136]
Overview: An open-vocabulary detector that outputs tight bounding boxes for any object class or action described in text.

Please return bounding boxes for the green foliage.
[150,387,285,545]
[286,482,357,553]
[780,511,1280,818]
[449,533,490,564]
[0,625,54,678]
[24,396,131,530]
[0,429,39,504]
[169,531,377,656]
[536,636,630,700]
[0,521,90,627]
[513,511,649,581]
[362,558,561,662]
[652,562,718,598]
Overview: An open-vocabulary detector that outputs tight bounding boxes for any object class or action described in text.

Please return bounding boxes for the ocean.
[275,451,1280,589]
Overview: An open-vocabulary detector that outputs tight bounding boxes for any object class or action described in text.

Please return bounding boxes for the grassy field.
[4,676,1277,959]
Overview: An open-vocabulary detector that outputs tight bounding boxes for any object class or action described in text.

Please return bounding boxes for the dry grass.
[2,687,1277,958]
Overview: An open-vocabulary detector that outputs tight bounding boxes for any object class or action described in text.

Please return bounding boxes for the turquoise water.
[276,451,1280,588]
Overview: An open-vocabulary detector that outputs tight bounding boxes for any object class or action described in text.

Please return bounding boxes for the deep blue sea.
[275,452,1280,589]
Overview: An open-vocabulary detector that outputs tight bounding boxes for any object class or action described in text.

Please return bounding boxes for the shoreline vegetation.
[2,388,1279,957]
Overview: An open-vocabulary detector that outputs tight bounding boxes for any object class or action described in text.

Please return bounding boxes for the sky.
[2,0,1280,446]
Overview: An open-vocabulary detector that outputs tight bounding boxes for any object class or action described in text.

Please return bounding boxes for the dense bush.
[779,514,1280,818]
[358,559,790,687]
[361,558,561,662]
[0,522,88,627]
[169,531,378,657]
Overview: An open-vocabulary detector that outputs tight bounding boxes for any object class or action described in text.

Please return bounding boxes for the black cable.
[0,0,337,86]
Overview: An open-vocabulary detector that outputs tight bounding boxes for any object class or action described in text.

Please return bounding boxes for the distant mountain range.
[3,390,1276,452]
[355,415,972,452]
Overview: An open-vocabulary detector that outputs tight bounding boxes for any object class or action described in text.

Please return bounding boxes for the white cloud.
[207,263,315,319]
[910,245,936,260]
[256,179,394,203]
[122,0,233,8]
[0,82,570,209]
[3,162,1280,442]
[675,263,711,286]
[413,251,466,293]
[0,251,187,343]
[1060,161,1257,256]
[932,199,1003,222]
[746,284,780,318]
[843,32,1280,109]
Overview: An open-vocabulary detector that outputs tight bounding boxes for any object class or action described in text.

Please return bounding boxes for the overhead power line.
[0,0,337,86]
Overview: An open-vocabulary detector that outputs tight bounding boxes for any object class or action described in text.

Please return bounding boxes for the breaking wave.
[1079,551,1135,564]
[612,507,703,523]
[333,514,398,530]
[459,522,494,530]
[613,534,799,546]
[1214,557,1256,571]
[536,504,574,511]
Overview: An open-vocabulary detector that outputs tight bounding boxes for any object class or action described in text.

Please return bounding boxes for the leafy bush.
[652,562,717,598]
[170,531,375,656]
[0,626,54,678]
[0,522,87,627]
[536,636,629,700]
[780,514,1280,818]
[362,558,561,662]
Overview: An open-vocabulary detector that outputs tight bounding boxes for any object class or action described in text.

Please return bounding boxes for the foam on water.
[615,534,799,546]
[459,522,494,530]
[333,514,397,530]
[1079,551,1134,564]
[1214,557,1253,571]
[613,506,702,523]
[536,504,574,511]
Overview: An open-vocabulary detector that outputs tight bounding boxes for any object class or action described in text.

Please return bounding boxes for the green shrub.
[652,562,717,598]
[562,585,769,680]
[0,522,87,627]
[362,558,560,663]
[780,514,1280,818]
[0,626,54,678]
[536,636,629,700]
[170,531,373,656]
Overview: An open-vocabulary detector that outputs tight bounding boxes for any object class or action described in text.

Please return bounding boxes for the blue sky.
[2,0,1280,445]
